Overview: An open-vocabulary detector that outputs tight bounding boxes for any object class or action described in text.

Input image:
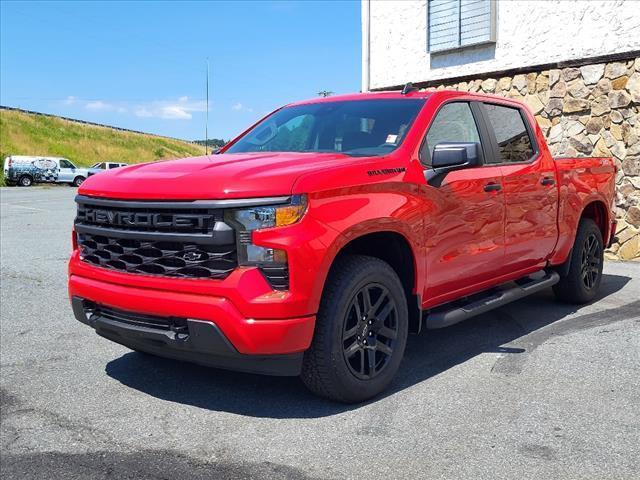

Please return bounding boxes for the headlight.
[225,195,307,266]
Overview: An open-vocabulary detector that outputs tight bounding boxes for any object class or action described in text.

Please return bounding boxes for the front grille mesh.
[78,233,236,278]
[75,196,238,279]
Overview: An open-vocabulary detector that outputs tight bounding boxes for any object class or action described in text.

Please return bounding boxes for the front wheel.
[553,218,604,304]
[73,176,85,187]
[301,255,408,403]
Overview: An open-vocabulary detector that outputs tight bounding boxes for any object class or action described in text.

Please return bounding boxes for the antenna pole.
[205,59,209,155]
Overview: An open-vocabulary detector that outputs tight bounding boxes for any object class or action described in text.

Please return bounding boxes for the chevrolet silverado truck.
[69,88,616,403]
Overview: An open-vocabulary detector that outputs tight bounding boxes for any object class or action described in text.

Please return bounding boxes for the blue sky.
[0,1,361,140]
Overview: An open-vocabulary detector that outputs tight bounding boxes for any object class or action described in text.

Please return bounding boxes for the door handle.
[484,182,502,192]
[541,176,555,186]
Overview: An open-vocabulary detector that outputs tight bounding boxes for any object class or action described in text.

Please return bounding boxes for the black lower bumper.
[71,297,303,376]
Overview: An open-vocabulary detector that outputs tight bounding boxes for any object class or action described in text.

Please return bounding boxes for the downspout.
[361,0,370,92]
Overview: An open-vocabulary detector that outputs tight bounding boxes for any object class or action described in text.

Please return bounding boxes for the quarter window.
[483,104,535,163]
[422,102,481,165]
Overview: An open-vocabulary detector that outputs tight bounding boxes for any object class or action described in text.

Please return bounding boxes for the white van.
[3,156,90,187]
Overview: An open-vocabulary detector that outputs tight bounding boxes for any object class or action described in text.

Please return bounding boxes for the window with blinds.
[428,0,496,53]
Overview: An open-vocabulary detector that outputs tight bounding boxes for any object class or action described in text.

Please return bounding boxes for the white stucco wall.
[364,0,640,90]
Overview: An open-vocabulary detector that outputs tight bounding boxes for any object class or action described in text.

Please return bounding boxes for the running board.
[424,271,560,329]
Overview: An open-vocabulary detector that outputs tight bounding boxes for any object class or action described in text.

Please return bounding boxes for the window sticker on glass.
[386,134,398,144]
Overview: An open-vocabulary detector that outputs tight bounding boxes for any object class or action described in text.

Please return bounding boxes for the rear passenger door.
[480,102,558,272]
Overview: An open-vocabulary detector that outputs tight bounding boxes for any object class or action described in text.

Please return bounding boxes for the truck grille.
[75,195,238,279]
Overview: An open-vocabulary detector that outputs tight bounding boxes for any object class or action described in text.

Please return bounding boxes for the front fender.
[303,186,426,312]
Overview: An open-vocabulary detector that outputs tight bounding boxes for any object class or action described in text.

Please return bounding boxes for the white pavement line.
[0,203,49,212]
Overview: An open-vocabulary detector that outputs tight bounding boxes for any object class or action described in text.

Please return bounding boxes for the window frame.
[226,99,426,157]
[427,0,497,54]
[59,159,75,169]
[419,100,492,168]
[477,102,539,166]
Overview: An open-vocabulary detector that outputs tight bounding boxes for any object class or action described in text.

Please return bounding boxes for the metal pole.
[205,59,209,155]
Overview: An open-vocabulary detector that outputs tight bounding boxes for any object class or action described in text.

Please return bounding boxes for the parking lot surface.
[1,186,639,479]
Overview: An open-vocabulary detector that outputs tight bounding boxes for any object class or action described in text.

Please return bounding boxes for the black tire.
[73,176,85,187]
[301,255,408,403]
[18,175,33,187]
[553,218,604,304]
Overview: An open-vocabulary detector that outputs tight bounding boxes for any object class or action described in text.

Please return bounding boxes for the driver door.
[420,101,506,306]
[57,159,76,182]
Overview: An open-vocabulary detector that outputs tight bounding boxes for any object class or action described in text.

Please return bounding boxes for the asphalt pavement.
[1,186,639,479]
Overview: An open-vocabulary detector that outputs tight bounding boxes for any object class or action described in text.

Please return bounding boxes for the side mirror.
[426,142,480,187]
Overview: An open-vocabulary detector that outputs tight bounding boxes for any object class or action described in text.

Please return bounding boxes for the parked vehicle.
[69,89,616,402]
[88,162,128,177]
[4,155,89,187]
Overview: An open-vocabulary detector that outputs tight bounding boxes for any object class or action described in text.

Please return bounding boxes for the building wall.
[366,0,640,90]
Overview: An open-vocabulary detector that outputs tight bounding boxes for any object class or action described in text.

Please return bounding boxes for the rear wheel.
[301,255,408,403]
[553,218,603,304]
[18,175,33,187]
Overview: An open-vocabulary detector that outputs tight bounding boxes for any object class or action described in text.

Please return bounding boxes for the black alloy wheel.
[301,255,408,403]
[342,284,398,380]
[553,218,603,304]
[581,232,601,290]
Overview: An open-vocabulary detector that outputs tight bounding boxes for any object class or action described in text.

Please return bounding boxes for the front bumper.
[72,296,305,376]
[69,267,316,357]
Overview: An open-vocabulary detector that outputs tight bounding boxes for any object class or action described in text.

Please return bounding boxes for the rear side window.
[422,102,481,165]
[483,104,535,163]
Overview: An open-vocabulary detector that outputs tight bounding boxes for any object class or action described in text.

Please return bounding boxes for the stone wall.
[424,57,640,261]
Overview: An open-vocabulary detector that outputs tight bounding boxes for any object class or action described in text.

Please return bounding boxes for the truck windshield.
[225,99,425,157]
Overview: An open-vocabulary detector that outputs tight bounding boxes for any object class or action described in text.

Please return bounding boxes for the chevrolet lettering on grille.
[84,208,212,229]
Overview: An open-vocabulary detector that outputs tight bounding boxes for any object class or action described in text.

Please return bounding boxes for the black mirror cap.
[431,142,480,170]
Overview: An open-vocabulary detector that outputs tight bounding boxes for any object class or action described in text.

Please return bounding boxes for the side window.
[59,160,74,169]
[483,104,535,163]
[421,102,481,165]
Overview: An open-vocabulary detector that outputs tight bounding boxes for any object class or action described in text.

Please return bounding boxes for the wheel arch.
[580,199,609,242]
[323,230,422,334]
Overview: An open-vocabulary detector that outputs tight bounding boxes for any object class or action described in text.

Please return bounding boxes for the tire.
[553,218,604,304]
[301,255,408,403]
[18,175,33,187]
[73,176,85,187]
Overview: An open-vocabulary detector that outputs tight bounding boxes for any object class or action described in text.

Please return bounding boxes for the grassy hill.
[0,108,205,184]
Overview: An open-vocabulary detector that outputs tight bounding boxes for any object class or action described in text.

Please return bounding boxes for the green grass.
[0,108,205,182]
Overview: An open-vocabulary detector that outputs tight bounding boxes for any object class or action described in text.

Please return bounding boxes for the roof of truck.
[290,90,433,106]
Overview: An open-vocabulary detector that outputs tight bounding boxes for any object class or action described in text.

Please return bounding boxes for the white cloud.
[61,96,204,120]
[131,98,206,120]
[85,100,113,111]
[159,105,192,120]
[134,107,153,118]
[232,102,253,112]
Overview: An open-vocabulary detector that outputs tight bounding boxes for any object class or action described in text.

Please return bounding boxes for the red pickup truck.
[69,89,616,402]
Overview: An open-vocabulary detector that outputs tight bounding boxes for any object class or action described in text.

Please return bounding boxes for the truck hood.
[78,152,356,200]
